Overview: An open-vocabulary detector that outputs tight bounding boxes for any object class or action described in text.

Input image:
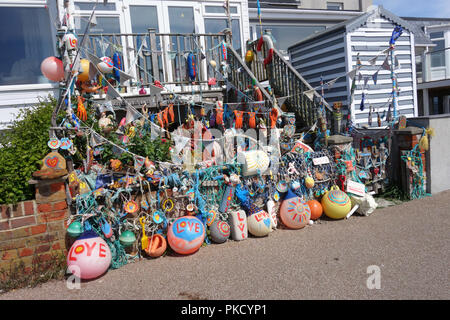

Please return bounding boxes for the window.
[130,5,159,33]
[261,25,326,52]
[0,7,54,86]
[327,2,343,10]
[168,7,195,34]
[205,5,238,14]
[74,2,116,11]
[204,19,242,53]
[429,32,445,68]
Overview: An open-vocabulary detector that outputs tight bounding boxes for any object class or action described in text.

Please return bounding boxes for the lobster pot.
[228,210,248,241]
[237,150,270,176]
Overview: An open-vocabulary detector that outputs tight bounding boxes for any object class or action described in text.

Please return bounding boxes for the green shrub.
[0,97,58,204]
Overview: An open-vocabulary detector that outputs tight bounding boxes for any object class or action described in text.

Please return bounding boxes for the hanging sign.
[312,156,330,166]
[346,179,366,197]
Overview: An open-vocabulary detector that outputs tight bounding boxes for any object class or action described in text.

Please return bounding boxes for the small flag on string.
[372,71,378,85]
[358,72,363,82]
[381,56,390,71]
[347,68,358,80]
[125,106,140,125]
[134,156,145,172]
[364,76,369,88]
[304,89,315,101]
[368,56,378,66]
[327,76,339,88]
[360,92,365,111]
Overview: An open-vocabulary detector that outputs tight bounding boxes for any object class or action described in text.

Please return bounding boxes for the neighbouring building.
[404,17,450,116]
[287,5,434,127]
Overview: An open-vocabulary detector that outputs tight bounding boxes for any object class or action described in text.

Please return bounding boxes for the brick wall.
[0,180,70,275]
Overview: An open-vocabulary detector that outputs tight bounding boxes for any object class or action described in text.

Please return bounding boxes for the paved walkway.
[1,190,449,300]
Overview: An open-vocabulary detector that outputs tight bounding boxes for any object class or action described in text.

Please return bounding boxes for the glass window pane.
[76,16,121,34]
[0,7,54,85]
[205,5,238,14]
[204,19,241,53]
[327,2,343,10]
[263,25,326,52]
[74,2,116,11]
[431,51,445,67]
[168,7,195,34]
[429,32,444,39]
[432,39,445,51]
[130,5,159,33]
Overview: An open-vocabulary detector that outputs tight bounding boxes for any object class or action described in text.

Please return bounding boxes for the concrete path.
[1,190,449,300]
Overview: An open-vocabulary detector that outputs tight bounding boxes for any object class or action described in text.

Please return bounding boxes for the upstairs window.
[429,31,445,68]
[0,7,54,86]
[327,2,344,10]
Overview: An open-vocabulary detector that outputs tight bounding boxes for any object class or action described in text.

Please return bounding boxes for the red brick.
[37,210,67,223]
[1,205,11,220]
[0,221,10,231]
[37,203,52,213]
[35,244,51,254]
[2,249,18,261]
[0,230,12,241]
[0,238,27,251]
[19,247,34,257]
[52,242,61,250]
[36,253,52,263]
[10,216,36,229]
[31,224,47,235]
[52,201,68,211]
[23,201,35,216]
[11,203,23,218]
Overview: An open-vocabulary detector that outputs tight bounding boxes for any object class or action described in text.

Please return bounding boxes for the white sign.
[312,156,330,166]
[346,179,366,197]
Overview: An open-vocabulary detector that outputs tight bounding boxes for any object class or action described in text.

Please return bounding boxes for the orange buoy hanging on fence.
[256,34,274,66]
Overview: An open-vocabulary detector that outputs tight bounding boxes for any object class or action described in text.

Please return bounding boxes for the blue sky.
[372,0,450,18]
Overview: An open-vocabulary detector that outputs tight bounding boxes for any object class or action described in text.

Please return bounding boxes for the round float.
[167,216,205,255]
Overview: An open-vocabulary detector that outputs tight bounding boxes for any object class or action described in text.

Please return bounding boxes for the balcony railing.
[78,29,228,93]
[416,47,450,84]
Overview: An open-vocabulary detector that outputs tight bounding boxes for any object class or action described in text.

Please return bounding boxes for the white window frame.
[0,0,58,91]
[427,25,450,81]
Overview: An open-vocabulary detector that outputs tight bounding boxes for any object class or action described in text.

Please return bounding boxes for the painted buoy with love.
[167,216,205,255]
[67,230,111,280]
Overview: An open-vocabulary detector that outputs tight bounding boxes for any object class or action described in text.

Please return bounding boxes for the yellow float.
[321,186,352,219]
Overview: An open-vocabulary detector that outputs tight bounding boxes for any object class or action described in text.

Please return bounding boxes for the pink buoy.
[167,216,205,255]
[67,230,112,280]
[279,189,311,229]
[40,56,64,82]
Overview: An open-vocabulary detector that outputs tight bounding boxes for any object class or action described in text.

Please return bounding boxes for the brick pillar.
[0,178,71,278]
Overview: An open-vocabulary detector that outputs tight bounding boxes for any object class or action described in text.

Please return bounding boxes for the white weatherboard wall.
[289,27,349,112]
[349,16,416,126]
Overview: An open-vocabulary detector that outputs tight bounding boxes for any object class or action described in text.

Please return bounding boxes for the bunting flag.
[86,51,134,84]
[103,78,122,100]
[368,56,378,66]
[327,77,339,88]
[125,105,141,125]
[372,71,378,85]
[90,131,105,147]
[381,56,390,71]
[394,55,401,70]
[134,156,145,172]
[347,68,358,80]
[363,76,370,89]
[360,92,365,111]
[304,89,315,101]
[358,72,363,82]
[276,96,288,107]
[173,135,190,154]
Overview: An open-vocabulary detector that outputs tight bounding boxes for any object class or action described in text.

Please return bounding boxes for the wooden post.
[148,28,159,82]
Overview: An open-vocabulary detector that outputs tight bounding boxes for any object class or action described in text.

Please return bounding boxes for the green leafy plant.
[0,96,62,204]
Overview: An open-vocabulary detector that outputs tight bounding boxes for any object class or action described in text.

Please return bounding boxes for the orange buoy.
[306,199,323,220]
[145,234,167,258]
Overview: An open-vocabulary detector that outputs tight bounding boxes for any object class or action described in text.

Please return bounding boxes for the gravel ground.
[1,190,449,300]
